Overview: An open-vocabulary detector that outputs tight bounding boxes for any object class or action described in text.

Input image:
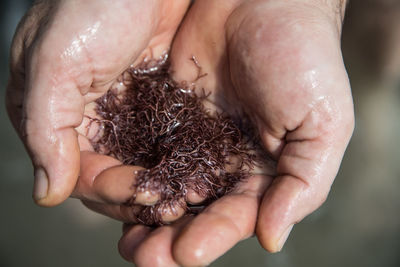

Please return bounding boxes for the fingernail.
[277,224,294,252]
[33,168,48,201]
[134,190,159,206]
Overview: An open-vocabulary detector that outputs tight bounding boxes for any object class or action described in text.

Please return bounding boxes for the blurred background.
[0,0,399,266]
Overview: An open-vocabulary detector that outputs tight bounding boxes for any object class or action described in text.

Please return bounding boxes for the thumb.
[21,57,83,207]
[256,102,354,252]
[29,126,80,207]
[5,1,83,207]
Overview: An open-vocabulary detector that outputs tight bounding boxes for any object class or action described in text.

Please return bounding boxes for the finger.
[82,199,152,224]
[172,175,272,267]
[81,200,137,222]
[135,200,187,225]
[256,110,354,252]
[160,201,187,224]
[118,224,152,262]
[185,189,206,204]
[74,151,159,205]
[123,217,192,266]
[83,198,187,227]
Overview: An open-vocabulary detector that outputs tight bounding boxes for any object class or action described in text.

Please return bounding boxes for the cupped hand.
[7,0,354,266]
[116,0,354,266]
[6,0,190,206]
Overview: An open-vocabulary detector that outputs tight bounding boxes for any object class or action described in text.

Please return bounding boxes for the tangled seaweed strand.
[91,54,262,226]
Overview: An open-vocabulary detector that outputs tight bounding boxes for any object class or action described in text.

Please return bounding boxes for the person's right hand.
[116,0,354,266]
[6,0,190,206]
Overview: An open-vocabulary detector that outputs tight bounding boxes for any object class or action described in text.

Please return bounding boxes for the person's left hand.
[6,0,191,208]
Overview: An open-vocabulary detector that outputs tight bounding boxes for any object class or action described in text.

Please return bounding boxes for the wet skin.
[6,0,353,266]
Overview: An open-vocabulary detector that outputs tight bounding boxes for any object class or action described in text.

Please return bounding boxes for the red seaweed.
[89,54,265,225]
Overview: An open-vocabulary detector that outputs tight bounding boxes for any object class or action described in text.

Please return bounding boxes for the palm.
[68,0,189,149]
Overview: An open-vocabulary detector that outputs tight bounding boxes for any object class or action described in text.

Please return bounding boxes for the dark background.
[1,1,399,266]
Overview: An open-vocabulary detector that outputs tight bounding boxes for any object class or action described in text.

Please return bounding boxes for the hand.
[6,0,190,206]
[117,0,354,266]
